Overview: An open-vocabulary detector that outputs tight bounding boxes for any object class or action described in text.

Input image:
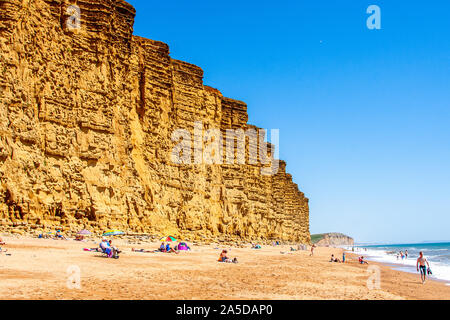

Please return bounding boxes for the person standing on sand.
[416,252,431,284]
[310,244,316,256]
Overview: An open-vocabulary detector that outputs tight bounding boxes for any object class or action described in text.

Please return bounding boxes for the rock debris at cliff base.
[0,0,310,243]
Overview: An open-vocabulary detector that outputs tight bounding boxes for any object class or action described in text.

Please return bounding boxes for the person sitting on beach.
[54,230,66,240]
[75,234,85,241]
[218,250,238,263]
[39,233,51,239]
[329,254,341,263]
[165,243,179,254]
[0,237,5,245]
[359,256,369,264]
[109,240,121,256]
[218,250,230,262]
[99,238,110,250]
[99,237,113,257]
[158,242,166,252]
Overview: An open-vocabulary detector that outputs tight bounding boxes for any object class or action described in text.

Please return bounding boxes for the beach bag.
[427,268,432,275]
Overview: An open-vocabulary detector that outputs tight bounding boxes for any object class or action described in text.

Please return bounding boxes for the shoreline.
[378,261,450,287]
[1,236,449,300]
[345,246,450,286]
[345,251,450,298]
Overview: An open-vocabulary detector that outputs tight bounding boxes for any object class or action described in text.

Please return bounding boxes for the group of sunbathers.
[158,242,179,254]
[132,242,191,254]
[38,230,67,240]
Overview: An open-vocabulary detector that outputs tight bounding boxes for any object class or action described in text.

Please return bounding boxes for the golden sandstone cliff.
[0,0,310,243]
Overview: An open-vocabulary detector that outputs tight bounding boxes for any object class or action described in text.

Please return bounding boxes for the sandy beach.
[0,236,449,300]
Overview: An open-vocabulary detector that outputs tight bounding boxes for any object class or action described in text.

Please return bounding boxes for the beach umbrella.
[102,230,125,236]
[77,229,92,235]
[159,236,177,242]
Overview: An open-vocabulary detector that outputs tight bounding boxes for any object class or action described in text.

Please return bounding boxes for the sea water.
[345,242,450,285]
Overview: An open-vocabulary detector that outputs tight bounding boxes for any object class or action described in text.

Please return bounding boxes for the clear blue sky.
[127,0,450,243]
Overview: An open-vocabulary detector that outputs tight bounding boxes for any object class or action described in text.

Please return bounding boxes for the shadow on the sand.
[91,254,119,259]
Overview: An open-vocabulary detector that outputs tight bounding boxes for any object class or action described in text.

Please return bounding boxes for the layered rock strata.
[0,0,310,242]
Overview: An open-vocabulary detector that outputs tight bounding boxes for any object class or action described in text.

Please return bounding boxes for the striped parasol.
[102,230,125,236]
[159,236,177,242]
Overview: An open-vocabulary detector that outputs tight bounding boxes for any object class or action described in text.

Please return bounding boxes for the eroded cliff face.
[0,0,310,243]
[314,233,354,247]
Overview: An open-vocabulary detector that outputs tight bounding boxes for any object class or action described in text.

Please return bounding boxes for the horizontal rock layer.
[0,0,310,243]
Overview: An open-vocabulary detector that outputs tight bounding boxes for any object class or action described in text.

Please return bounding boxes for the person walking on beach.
[416,252,430,284]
